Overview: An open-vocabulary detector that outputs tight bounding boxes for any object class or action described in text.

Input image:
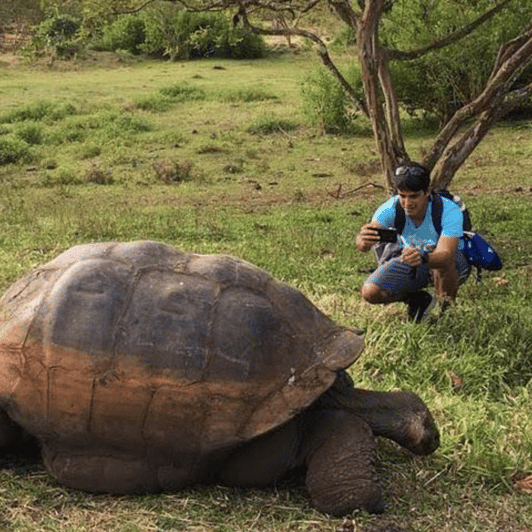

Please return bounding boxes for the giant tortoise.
[0,241,439,516]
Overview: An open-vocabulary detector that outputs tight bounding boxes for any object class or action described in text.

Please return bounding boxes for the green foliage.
[13,121,45,145]
[0,136,32,165]
[0,100,77,124]
[381,0,532,123]
[98,13,147,55]
[28,8,84,57]
[94,7,266,60]
[142,9,265,60]
[300,64,365,134]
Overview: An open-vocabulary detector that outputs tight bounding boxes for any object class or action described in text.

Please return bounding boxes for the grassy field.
[0,48,532,532]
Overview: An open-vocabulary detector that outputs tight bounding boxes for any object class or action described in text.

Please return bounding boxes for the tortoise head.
[378,390,440,456]
[326,381,440,456]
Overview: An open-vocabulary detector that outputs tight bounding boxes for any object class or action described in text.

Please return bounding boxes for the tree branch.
[111,0,160,15]
[233,1,369,116]
[424,29,532,174]
[386,0,514,61]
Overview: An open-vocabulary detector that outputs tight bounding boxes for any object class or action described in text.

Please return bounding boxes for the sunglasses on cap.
[394,166,427,177]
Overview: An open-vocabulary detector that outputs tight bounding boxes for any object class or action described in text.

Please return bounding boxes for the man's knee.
[361,283,390,304]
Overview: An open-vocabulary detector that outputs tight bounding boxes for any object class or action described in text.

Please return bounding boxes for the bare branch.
[233,1,369,115]
[425,30,532,178]
[490,24,532,81]
[111,0,160,15]
[301,0,325,14]
[327,0,361,28]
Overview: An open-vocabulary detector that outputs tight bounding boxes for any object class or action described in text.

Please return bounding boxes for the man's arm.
[402,236,459,268]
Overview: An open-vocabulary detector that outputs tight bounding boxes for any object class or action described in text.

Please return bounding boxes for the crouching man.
[355,163,470,322]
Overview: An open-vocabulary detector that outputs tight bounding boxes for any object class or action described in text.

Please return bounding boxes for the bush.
[29,9,84,58]
[300,65,364,134]
[141,8,265,60]
[381,1,532,124]
[98,14,147,55]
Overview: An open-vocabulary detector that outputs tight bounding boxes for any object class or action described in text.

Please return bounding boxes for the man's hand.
[402,247,425,267]
[355,222,382,252]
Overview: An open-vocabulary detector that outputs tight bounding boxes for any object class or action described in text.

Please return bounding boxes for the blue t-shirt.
[373,195,464,253]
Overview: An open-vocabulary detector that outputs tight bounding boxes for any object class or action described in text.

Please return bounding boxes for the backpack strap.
[393,197,406,234]
[430,193,443,236]
[393,193,443,236]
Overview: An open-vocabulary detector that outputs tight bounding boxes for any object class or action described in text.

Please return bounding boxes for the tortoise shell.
[0,241,363,462]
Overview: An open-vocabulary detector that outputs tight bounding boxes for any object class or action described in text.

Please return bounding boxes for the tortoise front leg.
[303,410,384,516]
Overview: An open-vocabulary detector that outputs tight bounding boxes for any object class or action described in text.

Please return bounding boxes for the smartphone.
[376,228,398,243]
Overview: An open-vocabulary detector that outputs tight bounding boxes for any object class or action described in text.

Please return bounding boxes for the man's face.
[398,188,430,221]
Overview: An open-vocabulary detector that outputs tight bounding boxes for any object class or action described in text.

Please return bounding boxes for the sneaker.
[406,291,437,322]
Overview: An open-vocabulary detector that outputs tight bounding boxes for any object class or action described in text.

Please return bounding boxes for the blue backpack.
[394,190,503,281]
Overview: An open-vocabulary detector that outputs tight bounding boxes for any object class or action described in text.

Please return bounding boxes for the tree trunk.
[356,0,398,191]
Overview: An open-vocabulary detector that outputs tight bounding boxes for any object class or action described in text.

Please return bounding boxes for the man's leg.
[433,249,470,307]
[433,264,459,304]
[361,257,431,305]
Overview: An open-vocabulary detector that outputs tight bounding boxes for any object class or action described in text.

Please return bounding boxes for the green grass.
[0,49,531,532]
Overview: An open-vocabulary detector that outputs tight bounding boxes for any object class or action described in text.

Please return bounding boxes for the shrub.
[300,65,364,134]
[29,9,84,58]
[141,8,265,60]
[98,14,147,55]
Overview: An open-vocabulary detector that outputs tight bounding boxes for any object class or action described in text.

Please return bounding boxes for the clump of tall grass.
[134,83,206,111]
[247,115,299,134]
[13,122,45,145]
[159,83,206,101]
[218,87,279,103]
[0,136,32,165]
[0,100,77,124]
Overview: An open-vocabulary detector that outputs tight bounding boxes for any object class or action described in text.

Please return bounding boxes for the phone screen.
[377,228,398,243]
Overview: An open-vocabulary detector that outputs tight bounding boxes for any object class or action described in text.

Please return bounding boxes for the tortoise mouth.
[406,414,440,456]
